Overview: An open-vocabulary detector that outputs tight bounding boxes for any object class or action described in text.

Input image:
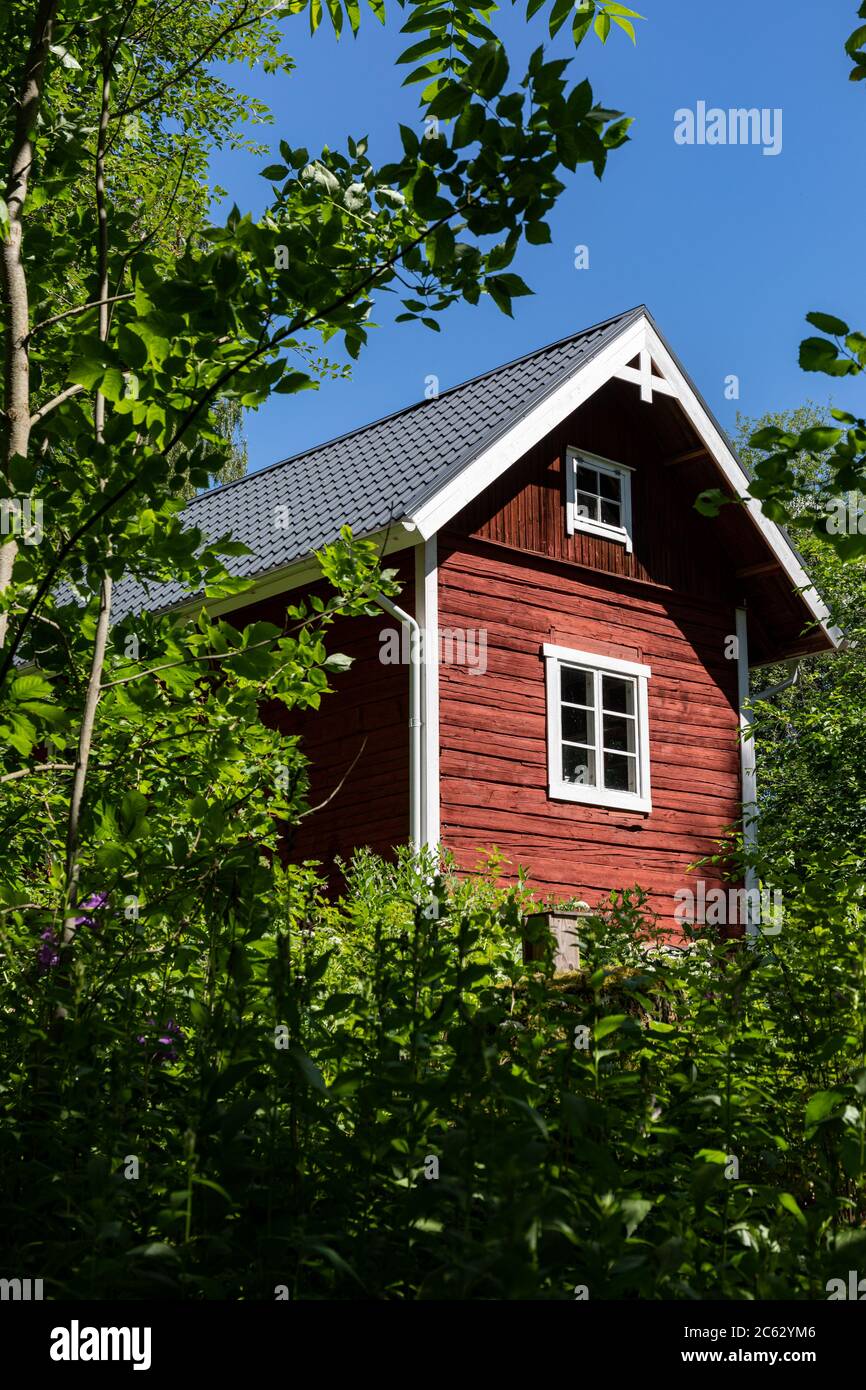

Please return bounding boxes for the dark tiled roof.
[110,305,645,620]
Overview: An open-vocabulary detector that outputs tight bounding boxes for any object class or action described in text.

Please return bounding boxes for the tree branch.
[26,292,135,342]
[0,201,464,686]
[30,382,85,427]
[98,633,278,689]
[109,0,285,128]
[0,761,75,783]
[297,736,368,819]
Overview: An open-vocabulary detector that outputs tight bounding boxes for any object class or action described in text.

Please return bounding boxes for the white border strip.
[410,319,646,539]
[644,321,843,650]
[543,642,652,815]
[542,642,651,680]
[407,314,841,654]
[415,536,440,850]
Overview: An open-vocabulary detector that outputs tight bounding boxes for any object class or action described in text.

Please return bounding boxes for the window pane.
[561,666,592,707]
[602,713,635,754]
[563,745,596,787]
[563,704,594,745]
[575,491,599,522]
[603,751,636,793]
[575,465,599,494]
[602,675,635,717]
[598,471,621,502]
[600,498,622,528]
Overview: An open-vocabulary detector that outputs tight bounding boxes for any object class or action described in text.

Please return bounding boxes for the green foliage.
[4,0,863,1305]
[0,0,653,1299]
[1,849,864,1299]
[733,406,866,880]
[0,0,641,686]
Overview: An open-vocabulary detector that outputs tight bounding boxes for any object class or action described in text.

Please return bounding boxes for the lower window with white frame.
[543,643,652,813]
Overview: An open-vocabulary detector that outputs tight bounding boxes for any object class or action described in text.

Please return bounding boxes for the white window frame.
[565,447,634,553]
[543,643,652,813]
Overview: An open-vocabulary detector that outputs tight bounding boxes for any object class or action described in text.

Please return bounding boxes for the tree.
[0,0,643,1018]
[734,405,866,878]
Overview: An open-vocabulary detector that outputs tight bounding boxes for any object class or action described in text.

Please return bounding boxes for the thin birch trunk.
[63,34,113,938]
[0,0,58,649]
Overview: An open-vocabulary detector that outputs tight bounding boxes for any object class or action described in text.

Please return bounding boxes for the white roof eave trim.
[407,313,842,653]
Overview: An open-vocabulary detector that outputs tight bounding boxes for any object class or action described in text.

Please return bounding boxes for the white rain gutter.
[752,659,801,703]
[735,608,759,938]
[374,593,422,852]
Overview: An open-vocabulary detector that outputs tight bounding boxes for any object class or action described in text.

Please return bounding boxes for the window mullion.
[560,665,571,780]
[594,668,603,789]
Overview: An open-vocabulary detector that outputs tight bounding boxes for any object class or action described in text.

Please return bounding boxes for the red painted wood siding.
[236,377,748,917]
[243,553,413,888]
[437,387,745,921]
[454,378,736,602]
[436,379,746,921]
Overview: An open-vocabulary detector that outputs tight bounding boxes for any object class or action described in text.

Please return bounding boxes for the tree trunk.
[0,0,59,649]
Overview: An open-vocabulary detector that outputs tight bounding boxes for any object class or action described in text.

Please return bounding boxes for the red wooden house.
[142,307,842,921]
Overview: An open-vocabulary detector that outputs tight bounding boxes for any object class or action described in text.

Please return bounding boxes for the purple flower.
[37,928,60,971]
[73,892,109,928]
[137,1017,183,1064]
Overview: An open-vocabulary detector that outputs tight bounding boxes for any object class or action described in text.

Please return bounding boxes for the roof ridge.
[182,304,647,509]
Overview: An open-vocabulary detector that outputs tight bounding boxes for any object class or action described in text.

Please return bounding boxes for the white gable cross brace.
[615,343,677,404]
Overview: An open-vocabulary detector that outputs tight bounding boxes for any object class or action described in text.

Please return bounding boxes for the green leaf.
[799,337,856,375]
[549,0,574,38]
[694,487,731,516]
[621,1197,652,1235]
[323,652,353,672]
[466,40,509,99]
[805,1089,846,1127]
[525,221,552,245]
[805,311,849,337]
[845,24,866,56]
[191,1175,232,1202]
[411,166,451,220]
[749,426,792,449]
[11,673,54,702]
[274,371,317,394]
[493,272,532,298]
[594,1013,628,1040]
[798,426,843,452]
[291,1047,326,1092]
[778,1192,807,1227]
[572,8,594,44]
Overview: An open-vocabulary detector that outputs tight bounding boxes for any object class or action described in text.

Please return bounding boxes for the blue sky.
[208,0,864,471]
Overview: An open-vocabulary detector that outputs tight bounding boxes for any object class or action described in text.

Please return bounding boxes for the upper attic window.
[565,448,633,553]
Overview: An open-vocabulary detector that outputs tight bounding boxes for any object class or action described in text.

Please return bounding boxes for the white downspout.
[752,659,800,703]
[735,607,759,939]
[375,592,422,853]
